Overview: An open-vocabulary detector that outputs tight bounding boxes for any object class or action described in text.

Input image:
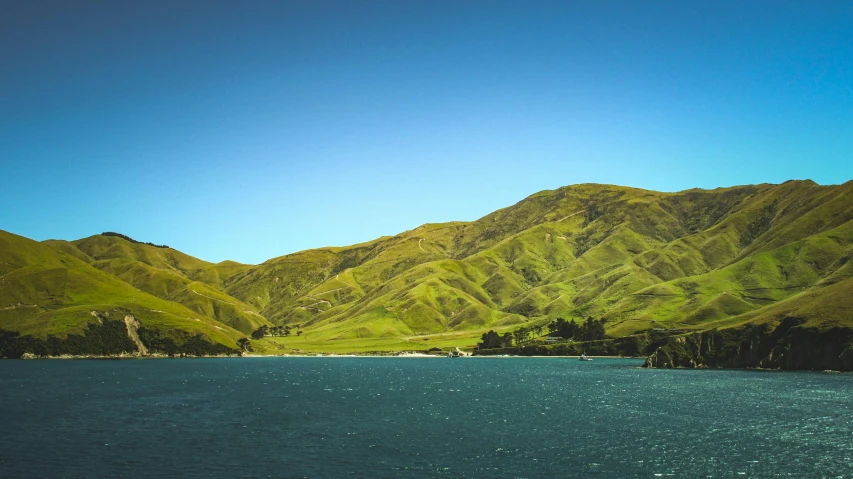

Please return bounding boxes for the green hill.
[45,234,269,334]
[2,179,852,357]
[217,180,853,353]
[0,230,245,357]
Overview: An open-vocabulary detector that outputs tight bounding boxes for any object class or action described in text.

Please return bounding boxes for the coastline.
[18,352,239,360]
[10,354,851,372]
[12,352,638,360]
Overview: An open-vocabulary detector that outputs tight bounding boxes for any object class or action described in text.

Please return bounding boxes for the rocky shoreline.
[643,318,853,372]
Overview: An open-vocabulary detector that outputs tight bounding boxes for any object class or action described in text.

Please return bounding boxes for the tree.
[478,330,509,349]
[268,325,290,337]
[549,318,579,339]
[512,329,521,346]
[513,327,530,346]
[580,317,606,341]
[251,325,269,340]
[237,338,252,352]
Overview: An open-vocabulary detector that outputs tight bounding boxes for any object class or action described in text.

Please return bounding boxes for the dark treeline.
[0,320,135,358]
[102,232,169,249]
[477,317,607,350]
[251,324,302,339]
[548,317,606,342]
[138,327,236,357]
[476,329,676,357]
[478,330,514,349]
[0,320,236,358]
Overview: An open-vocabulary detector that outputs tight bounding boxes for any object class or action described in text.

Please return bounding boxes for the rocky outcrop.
[123,314,148,356]
[644,318,853,371]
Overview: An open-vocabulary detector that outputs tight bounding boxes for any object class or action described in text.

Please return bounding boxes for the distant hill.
[1,179,852,358]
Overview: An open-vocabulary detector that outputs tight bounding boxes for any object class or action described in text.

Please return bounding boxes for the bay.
[0,358,851,478]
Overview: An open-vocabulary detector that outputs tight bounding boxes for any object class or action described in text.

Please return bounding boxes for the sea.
[0,357,851,478]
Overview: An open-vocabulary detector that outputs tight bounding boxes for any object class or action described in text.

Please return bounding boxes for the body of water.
[0,357,851,478]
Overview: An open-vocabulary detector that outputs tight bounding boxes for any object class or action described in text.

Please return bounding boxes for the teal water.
[0,358,851,478]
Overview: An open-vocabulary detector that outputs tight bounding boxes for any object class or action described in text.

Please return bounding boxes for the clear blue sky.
[1,0,851,264]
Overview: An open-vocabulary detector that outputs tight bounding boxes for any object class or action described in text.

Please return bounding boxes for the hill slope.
[45,235,270,334]
[0,230,245,356]
[2,179,852,356]
[215,180,853,352]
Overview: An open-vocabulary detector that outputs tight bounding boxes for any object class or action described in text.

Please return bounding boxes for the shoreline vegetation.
[0,319,239,360]
[474,318,853,372]
[5,317,851,372]
[17,354,637,360]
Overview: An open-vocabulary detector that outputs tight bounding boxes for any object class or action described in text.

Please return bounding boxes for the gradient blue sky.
[1,1,851,263]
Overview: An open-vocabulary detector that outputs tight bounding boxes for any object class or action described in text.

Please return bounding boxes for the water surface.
[0,358,851,478]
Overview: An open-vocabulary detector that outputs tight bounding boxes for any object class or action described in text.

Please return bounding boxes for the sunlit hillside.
[0,230,245,354]
[224,180,853,351]
[2,180,851,355]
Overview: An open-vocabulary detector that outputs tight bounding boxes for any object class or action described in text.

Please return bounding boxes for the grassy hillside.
[221,180,853,352]
[44,235,269,334]
[0,230,245,355]
[3,180,851,355]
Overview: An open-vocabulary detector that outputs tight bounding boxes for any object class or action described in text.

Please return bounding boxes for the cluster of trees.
[0,321,135,358]
[482,334,652,357]
[512,324,547,345]
[477,330,514,349]
[548,317,606,342]
[474,317,609,351]
[237,337,252,352]
[139,327,235,356]
[477,317,607,349]
[102,232,169,249]
[478,326,545,349]
[250,324,302,340]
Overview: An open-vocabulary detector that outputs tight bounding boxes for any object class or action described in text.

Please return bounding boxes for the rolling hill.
[45,234,269,334]
[1,179,852,358]
[220,180,853,353]
[0,230,246,356]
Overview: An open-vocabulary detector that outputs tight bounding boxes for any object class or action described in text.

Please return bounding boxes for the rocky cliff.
[643,318,853,371]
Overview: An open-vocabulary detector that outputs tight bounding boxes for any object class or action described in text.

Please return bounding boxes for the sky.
[1,0,851,264]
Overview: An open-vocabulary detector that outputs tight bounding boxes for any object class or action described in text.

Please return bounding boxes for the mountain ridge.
[1,179,852,357]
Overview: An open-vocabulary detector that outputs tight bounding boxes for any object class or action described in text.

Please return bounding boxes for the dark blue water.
[0,358,851,478]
